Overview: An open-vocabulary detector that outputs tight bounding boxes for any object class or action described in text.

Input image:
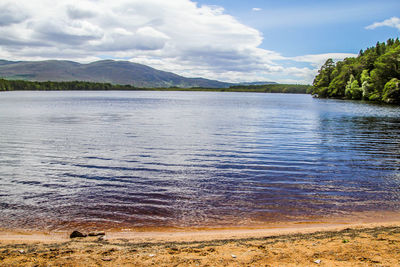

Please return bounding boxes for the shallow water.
[0,91,399,230]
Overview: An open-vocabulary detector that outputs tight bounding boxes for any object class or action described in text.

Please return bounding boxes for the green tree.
[382,78,400,104]
[345,74,362,100]
[312,38,400,104]
[360,70,372,99]
[312,58,335,97]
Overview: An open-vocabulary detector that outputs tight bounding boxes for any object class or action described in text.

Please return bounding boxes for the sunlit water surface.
[0,91,400,230]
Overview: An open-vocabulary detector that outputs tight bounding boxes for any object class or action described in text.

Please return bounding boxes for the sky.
[0,0,399,84]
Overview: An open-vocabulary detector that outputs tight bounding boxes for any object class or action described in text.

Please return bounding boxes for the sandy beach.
[1,216,400,266]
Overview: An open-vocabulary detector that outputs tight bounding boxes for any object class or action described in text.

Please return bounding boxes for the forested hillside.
[312,38,400,104]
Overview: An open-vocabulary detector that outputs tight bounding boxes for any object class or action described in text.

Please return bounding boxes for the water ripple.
[0,91,400,230]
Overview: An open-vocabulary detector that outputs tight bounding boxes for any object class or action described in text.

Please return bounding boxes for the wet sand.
[1,219,400,266]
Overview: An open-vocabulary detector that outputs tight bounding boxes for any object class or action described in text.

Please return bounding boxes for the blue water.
[0,91,399,230]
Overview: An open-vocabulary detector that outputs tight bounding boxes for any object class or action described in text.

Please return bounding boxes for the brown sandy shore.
[1,219,400,266]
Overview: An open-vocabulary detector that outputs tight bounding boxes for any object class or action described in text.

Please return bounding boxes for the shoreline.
[1,221,400,266]
[1,211,400,266]
[1,210,400,243]
[1,222,399,243]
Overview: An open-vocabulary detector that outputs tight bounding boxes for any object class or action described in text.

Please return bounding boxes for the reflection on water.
[0,91,399,230]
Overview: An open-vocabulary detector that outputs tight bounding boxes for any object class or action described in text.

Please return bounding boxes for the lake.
[0,91,399,230]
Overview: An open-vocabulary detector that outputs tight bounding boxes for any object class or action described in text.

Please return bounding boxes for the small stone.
[88,231,105,236]
[102,258,112,261]
[70,231,87,238]
[231,254,237,258]
[149,254,156,257]
[18,249,25,254]
[314,259,321,264]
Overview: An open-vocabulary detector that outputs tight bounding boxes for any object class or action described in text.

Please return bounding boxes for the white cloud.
[366,17,400,31]
[0,0,348,84]
[0,3,29,26]
[67,5,97,20]
[252,8,262,12]
[291,53,358,67]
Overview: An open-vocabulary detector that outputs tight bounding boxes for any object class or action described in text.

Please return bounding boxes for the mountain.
[0,59,232,88]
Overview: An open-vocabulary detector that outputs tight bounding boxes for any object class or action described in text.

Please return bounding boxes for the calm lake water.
[0,91,400,230]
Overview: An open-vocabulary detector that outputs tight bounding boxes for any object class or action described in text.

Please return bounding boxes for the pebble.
[88,231,105,236]
[314,259,321,264]
[231,254,237,258]
[70,230,87,238]
[149,254,156,257]
[102,258,112,261]
[18,249,25,254]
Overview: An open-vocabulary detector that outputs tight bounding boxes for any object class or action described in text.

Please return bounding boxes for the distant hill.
[0,59,233,88]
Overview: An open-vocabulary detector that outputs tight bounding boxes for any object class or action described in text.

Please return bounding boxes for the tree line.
[0,79,310,93]
[312,38,400,104]
[0,79,137,91]
[228,84,310,94]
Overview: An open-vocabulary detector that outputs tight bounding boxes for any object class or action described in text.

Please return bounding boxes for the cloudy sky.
[0,0,399,84]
